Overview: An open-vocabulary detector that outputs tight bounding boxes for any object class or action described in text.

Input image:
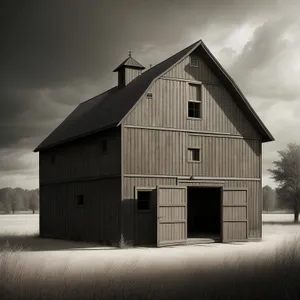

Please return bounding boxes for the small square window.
[190,56,199,67]
[147,92,153,99]
[188,101,201,118]
[102,140,108,153]
[76,195,84,207]
[137,191,151,211]
[188,148,200,162]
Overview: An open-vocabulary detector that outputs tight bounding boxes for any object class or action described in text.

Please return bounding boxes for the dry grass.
[1,235,300,300]
[116,233,134,249]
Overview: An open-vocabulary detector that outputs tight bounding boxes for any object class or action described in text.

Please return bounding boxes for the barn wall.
[121,176,262,244]
[39,177,121,244]
[121,176,177,244]
[39,128,121,184]
[121,51,264,245]
[123,127,261,178]
[124,56,260,139]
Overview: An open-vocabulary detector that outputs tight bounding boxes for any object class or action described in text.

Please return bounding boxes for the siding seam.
[162,76,220,86]
[41,175,121,186]
[123,125,261,140]
[124,174,260,181]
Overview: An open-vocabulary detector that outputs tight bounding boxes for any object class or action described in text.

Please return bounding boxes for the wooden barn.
[34,39,274,247]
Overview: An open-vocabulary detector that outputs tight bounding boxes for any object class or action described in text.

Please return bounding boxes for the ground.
[0,213,299,273]
[1,214,300,299]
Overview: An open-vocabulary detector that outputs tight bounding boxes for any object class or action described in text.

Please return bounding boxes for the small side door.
[221,188,248,242]
[156,185,187,247]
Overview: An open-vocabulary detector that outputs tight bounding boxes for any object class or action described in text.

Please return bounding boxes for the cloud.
[0,149,37,173]
[1,0,300,188]
[224,17,300,101]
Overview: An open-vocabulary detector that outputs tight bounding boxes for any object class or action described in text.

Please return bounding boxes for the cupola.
[113,50,145,87]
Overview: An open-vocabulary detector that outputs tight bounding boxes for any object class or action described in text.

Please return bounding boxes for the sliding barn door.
[156,186,187,247]
[222,189,248,242]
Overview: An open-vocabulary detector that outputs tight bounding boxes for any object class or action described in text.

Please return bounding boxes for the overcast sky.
[1,0,299,190]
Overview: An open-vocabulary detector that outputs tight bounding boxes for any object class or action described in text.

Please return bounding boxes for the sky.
[1,0,300,190]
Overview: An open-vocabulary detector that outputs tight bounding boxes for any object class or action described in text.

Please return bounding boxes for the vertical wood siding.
[40,128,121,184]
[40,177,121,244]
[223,223,247,241]
[157,186,187,246]
[122,177,177,243]
[124,55,260,139]
[223,180,261,239]
[124,128,260,178]
[122,176,261,243]
[222,190,248,241]
[125,68,142,85]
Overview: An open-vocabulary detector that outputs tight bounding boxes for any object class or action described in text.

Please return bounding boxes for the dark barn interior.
[187,187,221,239]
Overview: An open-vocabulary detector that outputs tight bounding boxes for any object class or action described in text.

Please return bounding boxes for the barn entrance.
[156,185,248,247]
[187,187,221,243]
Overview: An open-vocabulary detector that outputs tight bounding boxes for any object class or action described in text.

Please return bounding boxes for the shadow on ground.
[2,238,300,300]
[0,234,245,252]
[0,234,119,252]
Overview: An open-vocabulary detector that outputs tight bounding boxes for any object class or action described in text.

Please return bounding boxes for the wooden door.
[221,189,248,242]
[156,185,187,247]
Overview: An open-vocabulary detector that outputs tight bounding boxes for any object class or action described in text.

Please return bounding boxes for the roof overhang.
[34,123,118,153]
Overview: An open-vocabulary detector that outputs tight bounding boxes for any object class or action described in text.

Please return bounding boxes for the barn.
[34,39,274,247]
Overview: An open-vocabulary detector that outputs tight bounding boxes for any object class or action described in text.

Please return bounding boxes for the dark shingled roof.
[34,39,274,152]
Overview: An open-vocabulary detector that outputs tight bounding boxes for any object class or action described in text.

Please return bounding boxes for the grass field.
[1,214,300,299]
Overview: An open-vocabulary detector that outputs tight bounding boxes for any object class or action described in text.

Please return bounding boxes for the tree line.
[268,142,300,222]
[262,185,290,212]
[0,188,39,214]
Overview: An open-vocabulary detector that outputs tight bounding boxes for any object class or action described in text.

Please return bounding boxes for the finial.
[150,64,152,68]
[128,49,132,57]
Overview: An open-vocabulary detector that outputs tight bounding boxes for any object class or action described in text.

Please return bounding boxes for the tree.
[276,186,293,212]
[1,188,12,214]
[10,189,22,214]
[263,185,277,211]
[22,190,31,210]
[268,143,300,222]
[28,190,39,214]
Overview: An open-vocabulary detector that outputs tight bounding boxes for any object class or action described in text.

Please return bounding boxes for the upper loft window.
[188,83,201,119]
[188,101,201,118]
[102,139,108,154]
[190,56,199,67]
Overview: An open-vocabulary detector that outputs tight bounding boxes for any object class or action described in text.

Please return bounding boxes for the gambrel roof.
[34,40,274,152]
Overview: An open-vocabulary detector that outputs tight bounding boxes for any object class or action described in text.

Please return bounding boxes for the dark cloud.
[0,0,289,89]
[0,0,299,188]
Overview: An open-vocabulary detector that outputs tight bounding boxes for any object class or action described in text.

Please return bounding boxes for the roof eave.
[113,65,146,72]
[33,123,119,153]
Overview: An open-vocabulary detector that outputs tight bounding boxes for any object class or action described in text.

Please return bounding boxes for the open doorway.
[187,187,221,241]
